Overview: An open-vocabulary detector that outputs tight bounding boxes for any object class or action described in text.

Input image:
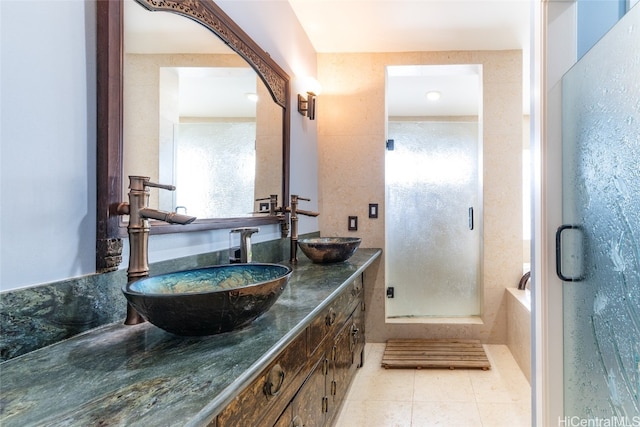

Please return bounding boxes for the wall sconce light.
[298,91,317,120]
[296,76,321,121]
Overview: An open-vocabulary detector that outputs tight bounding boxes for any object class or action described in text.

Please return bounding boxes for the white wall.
[1,0,96,291]
[0,0,318,291]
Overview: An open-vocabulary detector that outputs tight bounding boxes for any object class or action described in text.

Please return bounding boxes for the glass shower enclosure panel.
[560,4,640,419]
[386,121,481,317]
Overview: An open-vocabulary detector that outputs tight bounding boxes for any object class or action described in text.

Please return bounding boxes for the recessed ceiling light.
[426,91,441,101]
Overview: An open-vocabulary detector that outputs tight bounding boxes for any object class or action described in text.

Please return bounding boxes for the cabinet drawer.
[345,274,363,315]
[307,276,364,357]
[217,332,307,427]
[307,276,362,357]
[307,289,351,356]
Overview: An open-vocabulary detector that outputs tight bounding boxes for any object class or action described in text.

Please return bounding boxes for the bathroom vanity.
[217,260,365,427]
[0,249,380,427]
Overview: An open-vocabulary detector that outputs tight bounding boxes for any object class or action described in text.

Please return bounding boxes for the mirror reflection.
[123,0,283,218]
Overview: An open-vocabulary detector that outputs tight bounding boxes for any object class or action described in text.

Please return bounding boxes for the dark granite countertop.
[0,249,381,427]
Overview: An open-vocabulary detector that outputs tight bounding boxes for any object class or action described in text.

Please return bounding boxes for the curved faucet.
[117,176,196,325]
[288,195,320,263]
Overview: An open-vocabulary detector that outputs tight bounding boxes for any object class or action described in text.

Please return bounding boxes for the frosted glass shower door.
[385,121,481,317]
[560,4,640,420]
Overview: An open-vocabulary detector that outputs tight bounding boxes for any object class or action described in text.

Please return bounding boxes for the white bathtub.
[506,288,531,383]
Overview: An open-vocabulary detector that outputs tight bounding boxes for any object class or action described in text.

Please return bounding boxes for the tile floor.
[334,343,531,427]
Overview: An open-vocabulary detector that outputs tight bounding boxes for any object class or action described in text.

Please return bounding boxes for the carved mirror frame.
[96,0,290,272]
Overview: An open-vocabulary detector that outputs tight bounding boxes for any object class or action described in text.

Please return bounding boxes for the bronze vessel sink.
[298,237,362,263]
[122,263,292,336]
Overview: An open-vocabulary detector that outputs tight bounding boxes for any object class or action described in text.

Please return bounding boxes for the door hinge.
[386,286,394,298]
[386,139,395,151]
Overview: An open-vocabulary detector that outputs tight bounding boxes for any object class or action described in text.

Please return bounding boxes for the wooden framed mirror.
[96,0,290,272]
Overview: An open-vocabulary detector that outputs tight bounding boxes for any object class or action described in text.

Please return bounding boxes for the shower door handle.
[468,207,474,230]
[555,224,585,282]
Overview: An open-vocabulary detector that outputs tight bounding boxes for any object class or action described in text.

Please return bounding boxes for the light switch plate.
[369,203,378,218]
[348,216,358,231]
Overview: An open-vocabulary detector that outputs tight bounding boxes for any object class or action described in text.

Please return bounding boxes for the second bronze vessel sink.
[298,237,362,263]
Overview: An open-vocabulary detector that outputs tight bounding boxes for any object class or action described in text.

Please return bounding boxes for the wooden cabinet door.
[352,302,365,368]
[291,355,327,427]
[273,405,292,427]
[328,320,352,424]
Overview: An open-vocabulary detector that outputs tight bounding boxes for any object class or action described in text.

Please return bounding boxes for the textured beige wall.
[318,51,523,344]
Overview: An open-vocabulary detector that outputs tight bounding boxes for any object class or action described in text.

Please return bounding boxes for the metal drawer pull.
[263,363,285,397]
[326,308,336,326]
[350,325,360,351]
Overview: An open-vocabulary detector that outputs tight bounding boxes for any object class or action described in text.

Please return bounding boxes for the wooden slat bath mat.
[382,339,491,370]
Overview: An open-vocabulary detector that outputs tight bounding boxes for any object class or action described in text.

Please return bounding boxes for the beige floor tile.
[336,399,413,427]
[365,342,387,357]
[411,401,483,427]
[469,345,530,404]
[469,371,518,403]
[477,401,531,427]
[413,369,475,402]
[334,343,532,427]
[483,345,530,386]
[357,343,386,375]
[347,366,415,402]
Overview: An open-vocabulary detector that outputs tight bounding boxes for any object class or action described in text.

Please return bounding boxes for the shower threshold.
[385,315,484,325]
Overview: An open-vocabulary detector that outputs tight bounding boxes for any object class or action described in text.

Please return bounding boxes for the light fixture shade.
[297,76,322,95]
